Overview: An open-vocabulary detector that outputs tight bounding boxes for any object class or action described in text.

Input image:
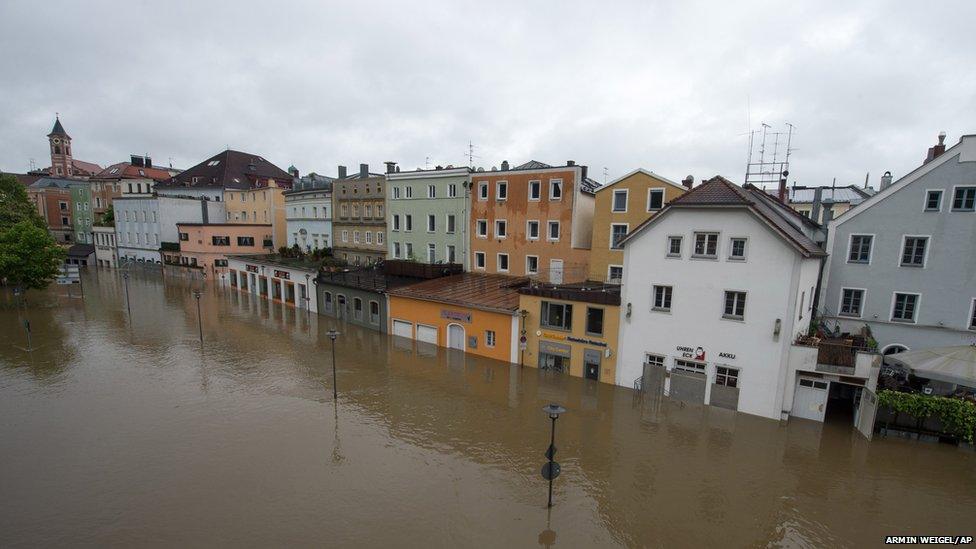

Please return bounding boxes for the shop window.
[585,307,604,336]
[715,366,739,388]
[541,301,572,330]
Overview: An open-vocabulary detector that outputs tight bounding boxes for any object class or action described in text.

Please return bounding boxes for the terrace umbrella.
[885,345,976,387]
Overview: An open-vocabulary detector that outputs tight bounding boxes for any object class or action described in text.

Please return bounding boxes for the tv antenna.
[466,141,480,168]
[603,167,609,185]
[744,122,796,188]
[425,156,431,170]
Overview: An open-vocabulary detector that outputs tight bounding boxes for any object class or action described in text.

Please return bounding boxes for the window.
[237,236,254,246]
[612,190,628,212]
[608,265,623,284]
[526,255,539,274]
[495,220,507,238]
[353,205,360,218]
[394,242,401,258]
[446,245,456,263]
[715,366,739,388]
[645,354,665,368]
[365,205,372,218]
[214,259,228,267]
[428,184,436,198]
[952,186,976,211]
[476,219,488,238]
[405,214,413,231]
[848,234,873,263]
[891,293,919,323]
[354,298,363,321]
[377,231,384,245]
[969,299,976,330]
[652,285,672,311]
[527,220,540,240]
[475,251,486,269]
[548,221,560,241]
[393,214,401,231]
[376,205,383,217]
[496,181,508,200]
[427,214,436,232]
[353,231,360,244]
[647,189,664,211]
[610,224,628,249]
[427,243,436,263]
[478,182,488,200]
[61,216,70,226]
[528,180,541,201]
[497,253,509,272]
[341,230,348,243]
[405,243,413,259]
[667,236,682,257]
[541,301,572,330]
[693,232,718,258]
[723,291,746,320]
[365,231,373,244]
[446,214,456,234]
[212,236,230,246]
[729,238,747,260]
[405,186,413,199]
[370,301,380,325]
[586,307,604,336]
[340,204,348,218]
[549,179,562,200]
[925,190,943,211]
[901,236,928,267]
[448,184,457,198]
[393,187,401,199]
[485,330,496,348]
[839,288,864,317]
[179,232,189,241]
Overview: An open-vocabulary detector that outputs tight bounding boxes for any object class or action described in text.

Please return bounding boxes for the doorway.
[584,349,601,381]
[824,381,859,425]
[549,259,564,284]
[792,378,829,421]
[337,295,346,319]
[448,324,465,350]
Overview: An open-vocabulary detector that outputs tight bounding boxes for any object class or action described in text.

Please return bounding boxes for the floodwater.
[0,271,973,548]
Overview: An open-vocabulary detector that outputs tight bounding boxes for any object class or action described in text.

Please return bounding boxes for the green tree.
[96,203,114,226]
[0,173,45,230]
[0,220,66,289]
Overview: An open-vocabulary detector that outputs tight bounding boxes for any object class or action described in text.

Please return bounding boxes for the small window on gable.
[925,190,943,211]
[647,189,664,211]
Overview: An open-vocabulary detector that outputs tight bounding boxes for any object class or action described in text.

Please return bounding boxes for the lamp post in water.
[122,271,131,317]
[541,403,566,508]
[326,329,340,399]
[193,289,203,343]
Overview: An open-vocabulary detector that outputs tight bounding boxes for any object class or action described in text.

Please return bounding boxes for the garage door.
[792,378,829,422]
[392,320,413,339]
[670,359,706,405]
[416,324,438,345]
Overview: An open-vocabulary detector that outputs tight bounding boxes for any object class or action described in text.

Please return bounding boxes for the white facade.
[158,195,226,246]
[156,185,224,202]
[92,225,118,268]
[114,197,162,264]
[226,256,318,314]
[616,207,822,421]
[119,178,157,197]
[285,188,332,250]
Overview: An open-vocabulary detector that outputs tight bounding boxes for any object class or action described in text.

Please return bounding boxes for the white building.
[284,175,332,251]
[616,177,858,422]
[92,225,118,267]
[119,177,157,197]
[158,195,226,247]
[114,196,161,264]
[225,256,318,314]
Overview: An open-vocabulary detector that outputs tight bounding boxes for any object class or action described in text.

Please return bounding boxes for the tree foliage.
[878,389,976,443]
[0,174,66,289]
[96,203,114,226]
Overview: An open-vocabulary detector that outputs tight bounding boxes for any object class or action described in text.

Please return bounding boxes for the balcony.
[791,335,881,379]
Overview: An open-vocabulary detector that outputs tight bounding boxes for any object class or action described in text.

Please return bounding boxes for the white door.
[392,320,413,339]
[549,259,564,284]
[792,378,829,422]
[417,324,438,345]
[448,324,465,350]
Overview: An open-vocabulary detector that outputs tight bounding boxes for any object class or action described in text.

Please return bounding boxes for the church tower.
[48,116,73,177]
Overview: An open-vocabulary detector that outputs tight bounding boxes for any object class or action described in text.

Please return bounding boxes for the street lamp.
[122,271,131,317]
[518,309,529,366]
[541,403,566,508]
[326,329,340,399]
[304,273,312,321]
[193,289,203,343]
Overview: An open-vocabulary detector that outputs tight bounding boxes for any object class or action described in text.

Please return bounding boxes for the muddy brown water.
[0,270,973,547]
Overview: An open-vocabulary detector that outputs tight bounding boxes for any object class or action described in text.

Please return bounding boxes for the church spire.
[48,114,69,138]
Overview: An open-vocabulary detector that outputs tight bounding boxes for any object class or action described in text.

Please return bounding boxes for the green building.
[69,182,93,244]
[386,167,471,268]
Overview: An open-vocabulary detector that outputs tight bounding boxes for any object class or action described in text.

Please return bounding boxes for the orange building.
[172,223,273,278]
[469,161,597,284]
[387,273,529,363]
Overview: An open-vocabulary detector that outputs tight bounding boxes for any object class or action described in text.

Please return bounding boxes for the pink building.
[172,223,273,279]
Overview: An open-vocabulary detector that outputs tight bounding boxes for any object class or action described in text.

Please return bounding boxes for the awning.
[885,345,976,386]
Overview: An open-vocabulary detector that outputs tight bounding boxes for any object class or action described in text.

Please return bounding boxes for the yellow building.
[224,181,289,248]
[588,169,687,282]
[518,284,620,384]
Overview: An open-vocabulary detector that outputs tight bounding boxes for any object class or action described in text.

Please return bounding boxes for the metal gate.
[792,378,829,422]
[855,387,878,440]
[670,360,706,405]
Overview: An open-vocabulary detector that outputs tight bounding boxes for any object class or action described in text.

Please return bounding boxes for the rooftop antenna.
[466,141,480,168]
[744,122,796,189]
[603,167,609,184]
[425,156,431,170]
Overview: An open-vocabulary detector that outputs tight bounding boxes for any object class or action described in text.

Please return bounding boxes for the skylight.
[207,160,220,166]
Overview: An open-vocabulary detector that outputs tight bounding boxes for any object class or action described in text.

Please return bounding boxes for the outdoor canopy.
[886,345,976,387]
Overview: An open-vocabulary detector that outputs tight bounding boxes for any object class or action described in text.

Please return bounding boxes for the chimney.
[384,161,397,174]
[777,177,787,203]
[880,171,893,191]
[501,160,510,171]
[821,200,835,225]
[567,160,575,166]
[581,165,588,182]
[201,199,209,224]
[811,186,823,223]
[924,131,947,164]
[338,165,347,179]
[145,156,152,168]
[359,163,369,178]
[131,155,144,167]
[682,175,694,189]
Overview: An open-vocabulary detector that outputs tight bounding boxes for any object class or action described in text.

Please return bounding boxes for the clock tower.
[48,115,73,178]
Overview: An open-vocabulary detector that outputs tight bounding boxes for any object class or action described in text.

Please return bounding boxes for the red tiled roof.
[389,272,529,313]
[94,162,174,181]
[71,159,102,175]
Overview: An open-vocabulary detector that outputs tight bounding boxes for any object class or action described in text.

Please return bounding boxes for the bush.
[878,390,976,443]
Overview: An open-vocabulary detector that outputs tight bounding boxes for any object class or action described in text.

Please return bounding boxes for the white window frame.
[495,219,507,239]
[478,182,488,201]
[899,234,930,268]
[607,265,623,284]
[474,251,486,269]
[476,219,488,238]
[547,220,560,242]
[427,184,436,199]
[923,189,943,212]
[647,188,665,211]
[496,181,508,200]
[526,255,539,275]
[526,220,540,240]
[485,330,496,348]
[549,178,563,200]
[341,230,348,243]
[405,186,413,199]
[405,214,413,232]
[950,185,976,212]
[652,284,673,312]
[394,242,401,258]
[722,290,747,321]
[497,252,509,272]
[446,244,456,264]
[448,184,457,198]
[392,214,401,231]
[392,187,401,199]
[728,237,748,261]
[667,235,683,258]
[612,189,628,213]
[446,214,456,234]
[846,233,875,264]
[427,214,436,233]
[890,291,921,323]
[427,243,436,263]
[838,287,866,318]
[528,180,541,201]
[692,232,719,259]
[609,223,628,249]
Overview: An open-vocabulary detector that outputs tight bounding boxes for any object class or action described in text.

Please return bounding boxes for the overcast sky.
[1,1,973,188]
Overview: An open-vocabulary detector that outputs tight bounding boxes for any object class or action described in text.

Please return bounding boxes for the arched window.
[354,297,363,320]
[324,291,333,312]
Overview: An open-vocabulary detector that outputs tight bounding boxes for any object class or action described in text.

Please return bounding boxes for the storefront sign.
[274,269,290,279]
[718,352,736,360]
[539,341,572,358]
[245,264,259,273]
[567,335,607,348]
[441,309,472,323]
[676,345,706,361]
[542,332,566,341]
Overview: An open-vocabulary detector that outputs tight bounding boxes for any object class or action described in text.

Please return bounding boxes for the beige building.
[225,182,289,249]
[332,163,387,265]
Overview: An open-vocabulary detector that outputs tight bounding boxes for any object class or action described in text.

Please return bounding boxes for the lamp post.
[193,289,203,343]
[541,403,566,508]
[518,309,529,367]
[122,271,131,317]
[326,329,340,399]
[304,273,311,321]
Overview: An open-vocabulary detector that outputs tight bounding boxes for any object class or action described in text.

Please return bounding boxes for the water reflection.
[0,270,973,547]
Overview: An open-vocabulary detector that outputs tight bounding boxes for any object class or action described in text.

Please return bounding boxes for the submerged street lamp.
[326,329,340,399]
[122,271,131,317]
[193,289,203,343]
[541,403,566,508]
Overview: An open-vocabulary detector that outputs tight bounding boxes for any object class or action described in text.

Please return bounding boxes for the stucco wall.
[316,283,388,333]
[387,169,470,269]
[388,295,517,363]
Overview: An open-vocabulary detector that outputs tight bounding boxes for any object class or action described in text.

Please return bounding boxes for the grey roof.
[765,185,874,205]
[513,160,552,170]
[48,117,68,137]
[67,244,95,258]
[29,177,76,189]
